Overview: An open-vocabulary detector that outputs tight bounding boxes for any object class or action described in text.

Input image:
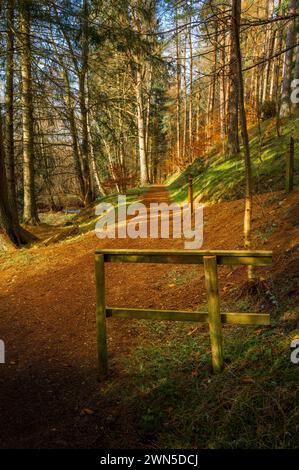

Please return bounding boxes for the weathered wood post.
[95,253,108,378]
[204,255,224,373]
[286,136,294,193]
[188,175,193,214]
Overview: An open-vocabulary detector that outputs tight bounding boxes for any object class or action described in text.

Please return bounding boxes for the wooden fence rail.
[95,249,272,378]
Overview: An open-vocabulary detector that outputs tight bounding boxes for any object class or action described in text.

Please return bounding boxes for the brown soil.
[0,186,298,448]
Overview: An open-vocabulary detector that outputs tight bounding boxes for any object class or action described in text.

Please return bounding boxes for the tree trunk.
[0,114,35,246]
[293,43,299,109]
[188,23,193,160]
[136,65,148,185]
[5,0,19,225]
[79,0,93,205]
[19,0,39,225]
[219,23,227,142]
[144,63,152,160]
[262,17,276,104]
[87,108,107,197]
[195,88,200,142]
[210,21,218,123]
[280,0,296,117]
[294,44,299,80]
[175,13,181,164]
[227,1,240,157]
[232,0,254,280]
[0,114,18,246]
[182,32,187,163]
[63,69,86,200]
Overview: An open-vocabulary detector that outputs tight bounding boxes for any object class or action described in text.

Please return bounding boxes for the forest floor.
[0,185,298,448]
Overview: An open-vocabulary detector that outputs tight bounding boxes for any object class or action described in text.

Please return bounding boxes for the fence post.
[204,256,224,373]
[95,254,108,379]
[188,175,193,214]
[286,136,294,193]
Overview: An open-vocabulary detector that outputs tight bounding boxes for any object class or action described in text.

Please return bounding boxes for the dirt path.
[141,185,172,205]
[0,187,298,448]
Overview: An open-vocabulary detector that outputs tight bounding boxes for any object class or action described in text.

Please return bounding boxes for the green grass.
[161,266,199,286]
[255,221,278,244]
[0,249,49,271]
[168,114,299,204]
[39,211,75,226]
[26,187,148,246]
[104,303,299,448]
[74,188,147,234]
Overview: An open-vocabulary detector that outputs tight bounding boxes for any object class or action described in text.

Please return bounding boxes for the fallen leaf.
[80,408,95,415]
[241,376,255,384]
[188,327,200,336]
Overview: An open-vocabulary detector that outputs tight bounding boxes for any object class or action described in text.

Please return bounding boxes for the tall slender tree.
[280,0,296,117]
[5,0,18,224]
[19,0,39,224]
[227,0,240,157]
[232,0,254,280]
[79,0,93,204]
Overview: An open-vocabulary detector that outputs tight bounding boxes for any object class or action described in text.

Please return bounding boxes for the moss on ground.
[168,114,299,205]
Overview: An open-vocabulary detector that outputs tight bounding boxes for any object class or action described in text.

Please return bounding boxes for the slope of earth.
[167,113,299,205]
[0,186,298,448]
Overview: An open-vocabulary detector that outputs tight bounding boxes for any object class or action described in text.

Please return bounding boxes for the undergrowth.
[168,114,299,205]
[102,301,299,448]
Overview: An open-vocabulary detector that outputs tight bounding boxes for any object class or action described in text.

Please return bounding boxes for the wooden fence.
[95,249,272,378]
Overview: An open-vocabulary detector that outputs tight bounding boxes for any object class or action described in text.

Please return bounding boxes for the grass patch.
[0,249,49,271]
[162,266,199,286]
[74,189,146,234]
[168,114,299,205]
[103,302,299,448]
[39,211,75,226]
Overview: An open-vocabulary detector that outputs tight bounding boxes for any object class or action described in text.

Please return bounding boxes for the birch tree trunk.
[136,65,148,185]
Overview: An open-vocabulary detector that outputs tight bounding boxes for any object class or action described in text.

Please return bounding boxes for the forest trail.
[141,184,172,206]
[0,187,298,448]
[1,0,298,450]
